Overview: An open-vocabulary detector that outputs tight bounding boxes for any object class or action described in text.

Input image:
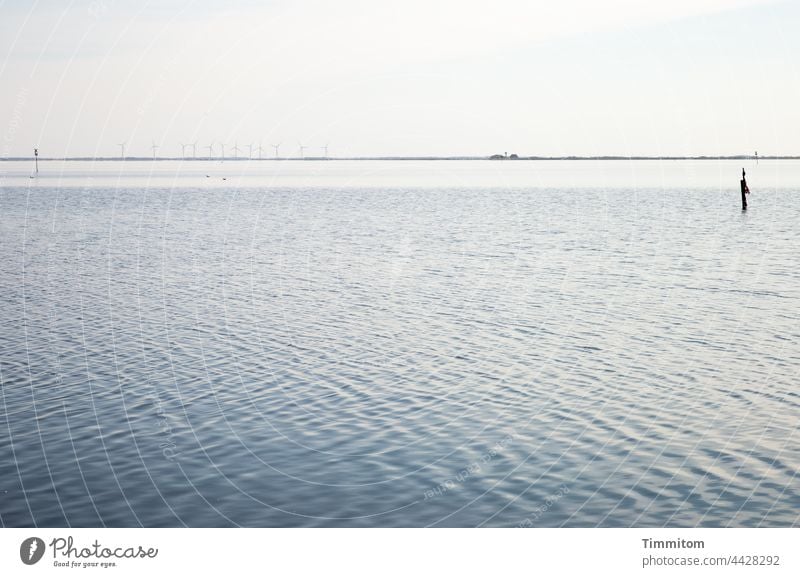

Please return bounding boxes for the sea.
[0,159,798,527]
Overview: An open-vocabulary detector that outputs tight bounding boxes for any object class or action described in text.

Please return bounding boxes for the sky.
[0,0,798,158]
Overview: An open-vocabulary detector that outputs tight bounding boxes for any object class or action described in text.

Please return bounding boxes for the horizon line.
[1,155,793,161]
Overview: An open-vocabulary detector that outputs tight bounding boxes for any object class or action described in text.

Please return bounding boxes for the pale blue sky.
[0,0,797,157]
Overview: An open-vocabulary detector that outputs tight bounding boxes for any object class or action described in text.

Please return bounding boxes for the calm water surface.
[1,160,798,527]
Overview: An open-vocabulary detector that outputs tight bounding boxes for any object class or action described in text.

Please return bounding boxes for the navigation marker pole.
[740,168,750,211]
[34,147,38,174]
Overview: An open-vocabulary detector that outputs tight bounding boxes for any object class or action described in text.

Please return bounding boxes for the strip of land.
[0,155,795,161]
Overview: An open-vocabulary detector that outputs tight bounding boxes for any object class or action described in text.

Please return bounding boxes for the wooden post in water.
[740,168,749,210]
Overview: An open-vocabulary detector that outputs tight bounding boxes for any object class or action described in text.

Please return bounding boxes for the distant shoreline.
[1,155,795,161]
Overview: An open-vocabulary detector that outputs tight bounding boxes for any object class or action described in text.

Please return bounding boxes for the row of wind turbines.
[116,141,330,160]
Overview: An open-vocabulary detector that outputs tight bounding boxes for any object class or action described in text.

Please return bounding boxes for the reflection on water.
[0,161,798,527]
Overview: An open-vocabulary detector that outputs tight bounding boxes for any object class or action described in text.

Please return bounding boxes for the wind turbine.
[117,142,126,160]
[232,142,240,159]
[247,143,253,159]
[191,141,198,159]
[150,141,160,160]
[271,143,281,159]
[206,143,214,158]
[257,142,263,160]
[321,142,329,158]
[179,142,187,159]
[220,143,225,161]
[298,142,307,159]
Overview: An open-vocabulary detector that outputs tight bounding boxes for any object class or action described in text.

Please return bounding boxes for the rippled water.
[1,160,798,527]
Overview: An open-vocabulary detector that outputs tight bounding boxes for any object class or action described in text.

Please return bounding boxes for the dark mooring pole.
[740,168,749,210]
